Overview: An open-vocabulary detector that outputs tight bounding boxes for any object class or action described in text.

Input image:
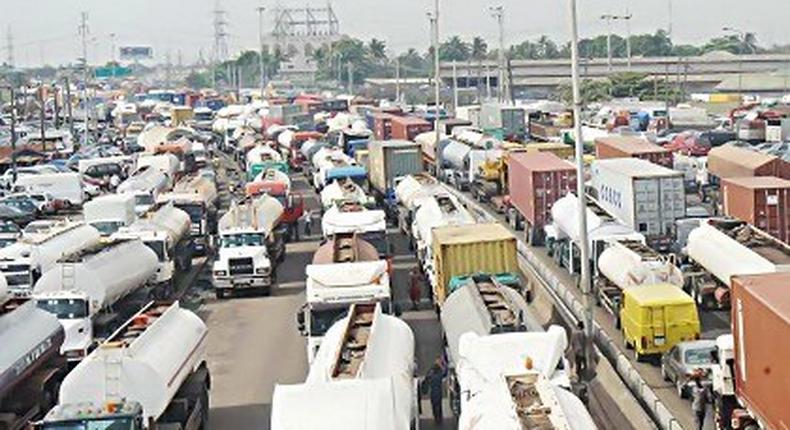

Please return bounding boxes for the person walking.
[425,359,446,426]
[301,209,314,237]
[570,321,586,380]
[409,268,422,311]
[690,375,710,430]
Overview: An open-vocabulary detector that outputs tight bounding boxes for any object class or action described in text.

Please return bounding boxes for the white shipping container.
[591,158,685,245]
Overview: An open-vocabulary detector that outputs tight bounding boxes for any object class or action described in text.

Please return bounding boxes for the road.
[194,161,451,429]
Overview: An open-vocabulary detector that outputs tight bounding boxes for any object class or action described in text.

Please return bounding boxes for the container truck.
[112,204,193,293]
[596,239,684,322]
[0,298,67,429]
[412,193,475,264]
[508,151,577,246]
[721,176,789,244]
[158,175,219,254]
[546,193,646,276]
[711,272,790,430]
[389,115,432,141]
[367,140,422,216]
[684,218,790,309]
[321,201,389,258]
[274,303,416,430]
[454,328,596,430]
[414,130,446,175]
[707,144,787,183]
[429,223,520,305]
[40,301,211,430]
[478,103,527,141]
[0,222,101,297]
[34,238,159,361]
[298,233,389,362]
[595,136,673,168]
[319,178,374,211]
[212,195,285,298]
[393,173,444,236]
[591,158,685,251]
[83,193,137,237]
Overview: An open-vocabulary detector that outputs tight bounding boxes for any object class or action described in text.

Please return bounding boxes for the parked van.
[13,172,86,207]
[620,283,700,361]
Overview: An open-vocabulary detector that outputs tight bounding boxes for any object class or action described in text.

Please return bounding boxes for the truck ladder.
[472,275,521,331]
[60,262,77,291]
[330,303,375,379]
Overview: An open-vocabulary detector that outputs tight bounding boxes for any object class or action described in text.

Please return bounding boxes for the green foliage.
[439,36,470,62]
[556,72,681,105]
[185,71,212,89]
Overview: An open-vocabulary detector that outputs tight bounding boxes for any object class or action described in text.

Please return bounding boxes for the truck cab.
[212,229,274,298]
[35,290,93,362]
[41,401,146,430]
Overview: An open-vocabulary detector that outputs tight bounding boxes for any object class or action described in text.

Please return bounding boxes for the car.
[0,196,41,219]
[0,221,22,248]
[7,192,61,214]
[0,204,35,226]
[661,340,717,399]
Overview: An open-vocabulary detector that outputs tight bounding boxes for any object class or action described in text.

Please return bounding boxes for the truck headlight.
[256,267,270,275]
[214,270,227,276]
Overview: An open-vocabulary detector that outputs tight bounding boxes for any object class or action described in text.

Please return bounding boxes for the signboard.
[119,46,153,60]
[95,66,133,79]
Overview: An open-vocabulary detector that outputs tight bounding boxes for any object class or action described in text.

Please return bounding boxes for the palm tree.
[368,38,387,62]
[439,36,470,62]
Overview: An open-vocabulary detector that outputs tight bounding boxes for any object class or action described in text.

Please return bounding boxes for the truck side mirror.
[296,309,306,335]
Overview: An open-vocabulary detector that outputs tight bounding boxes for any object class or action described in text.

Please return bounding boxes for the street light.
[428,0,441,151]
[256,6,266,99]
[600,13,632,72]
[489,5,506,102]
[0,85,18,182]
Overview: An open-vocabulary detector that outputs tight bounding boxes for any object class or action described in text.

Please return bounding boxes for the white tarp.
[321,206,386,237]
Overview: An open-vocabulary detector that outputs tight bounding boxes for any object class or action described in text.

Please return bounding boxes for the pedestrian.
[690,374,710,430]
[409,268,422,311]
[301,209,314,237]
[425,359,446,426]
[570,321,586,379]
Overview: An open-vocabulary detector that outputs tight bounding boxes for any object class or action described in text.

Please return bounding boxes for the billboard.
[95,66,133,79]
[119,46,153,60]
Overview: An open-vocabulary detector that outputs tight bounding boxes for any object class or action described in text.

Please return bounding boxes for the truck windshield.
[134,194,154,206]
[37,298,89,319]
[360,231,389,257]
[310,307,348,337]
[221,233,264,248]
[143,240,167,262]
[90,221,124,236]
[42,417,136,430]
[177,204,204,224]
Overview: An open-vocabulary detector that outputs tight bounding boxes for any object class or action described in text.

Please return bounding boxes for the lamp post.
[257,6,266,99]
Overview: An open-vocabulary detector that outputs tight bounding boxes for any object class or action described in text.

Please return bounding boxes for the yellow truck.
[430,223,521,305]
[620,283,700,361]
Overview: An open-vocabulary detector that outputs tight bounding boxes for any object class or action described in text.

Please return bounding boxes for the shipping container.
[522,141,576,160]
[722,176,790,243]
[367,140,423,197]
[508,152,577,245]
[595,136,673,168]
[437,118,472,135]
[591,158,685,250]
[479,104,526,140]
[431,223,518,305]
[390,116,432,141]
[707,145,788,181]
[372,113,395,140]
[731,272,790,430]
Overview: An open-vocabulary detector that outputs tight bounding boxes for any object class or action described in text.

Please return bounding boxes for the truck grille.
[229,258,254,275]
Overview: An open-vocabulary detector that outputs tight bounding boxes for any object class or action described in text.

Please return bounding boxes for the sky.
[1,0,789,67]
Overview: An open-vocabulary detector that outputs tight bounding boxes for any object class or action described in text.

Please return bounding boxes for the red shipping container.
[708,145,790,180]
[390,116,432,141]
[722,176,790,243]
[731,273,790,430]
[595,136,673,168]
[508,152,577,244]
[373,113,394,140]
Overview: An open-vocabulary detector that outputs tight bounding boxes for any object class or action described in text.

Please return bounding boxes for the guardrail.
[450,187,684,430]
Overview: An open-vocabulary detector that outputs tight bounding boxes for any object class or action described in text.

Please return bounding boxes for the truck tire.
[215,289,227,299]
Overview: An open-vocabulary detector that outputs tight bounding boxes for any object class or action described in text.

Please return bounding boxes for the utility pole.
[79,11,90,149]
[484,63,491,99]
[53,84,60,129]
[346,62,354,96]
[429,0,441,149]
[64,76,74,138]
[567,0,594,380]
[213,1,229,91]
[600,14,615,73]
[489,6,506,103]
[5,25,13,68]
[257,6,266,99]
[623,12,632,70]
[452,60,459,113]
[39,85,46,152]
[395,57,401,103]
[1,86,19,182]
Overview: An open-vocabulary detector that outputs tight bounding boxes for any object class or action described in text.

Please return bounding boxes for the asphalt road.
[196,160,452,429]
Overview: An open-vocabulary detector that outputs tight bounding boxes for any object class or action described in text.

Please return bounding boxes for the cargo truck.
[437,140,472,190]
[508,151,577,246]
[34,238,159,361]
[412,193,475,265]
[274,303,416,430]
[297,233,390,362]
[712,273,790,430]
[429,223,521,305]
[389,115,432,141]
[478,103,526,141]
[0,222,101,297]
[321,201,389,258]
[158,175,219,254]
[684,218,790,309]
[454,328,596,430]
[112,204,193,293]
[212,195,285,298]
[0,298,67,429]
[720,176,789,244]
[591,158,685,251]
[596,239,684,323]
[367,140,422,217]
[595,136,673,168]
[83,193,137,237]
[40,301,211,430]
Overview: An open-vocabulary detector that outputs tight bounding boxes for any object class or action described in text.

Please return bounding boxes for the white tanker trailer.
[684,218,790,309]
[596,239,684,321]
[34,239,159,361]
[319,178,372,211]
[412,193,475,264]
[272,303,417,430]
[40,301,210,430]
[394,173,444,235]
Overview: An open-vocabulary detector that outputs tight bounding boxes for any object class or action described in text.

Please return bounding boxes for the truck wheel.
[215,289,227,299]
[676,379,686,399]
[634,351,643,362]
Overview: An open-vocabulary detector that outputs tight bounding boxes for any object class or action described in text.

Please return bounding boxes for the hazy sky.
[2,0,789,67]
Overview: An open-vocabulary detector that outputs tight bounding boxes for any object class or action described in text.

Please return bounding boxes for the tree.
[397,48,428,77]
[368,38,387,62]
[471,37,488,60]
[439,36,470,62]
[535,35,560,59]
[185,71,211,89]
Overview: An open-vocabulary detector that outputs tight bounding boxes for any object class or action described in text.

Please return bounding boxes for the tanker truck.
[39,301,211,430]
[439,273,543,415]
[437,140,472,190]
[246,144,287,180]
[0,295,67,429]
[117,165,172,215]
[246,169,304,241]
[112,204,193,294]
[683,218,790,309]
[0,222,101,297]
[297,233,390,362]
[34,238,159,361]
[273,303,417,430]
[321,200,389,259]
[596,239,684,322]
[319,178,374,211]
[412,193,475,265]
[394,173,444,236]
[455,328,596,430]
[212,194,285,298]
[158,175,219,255]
